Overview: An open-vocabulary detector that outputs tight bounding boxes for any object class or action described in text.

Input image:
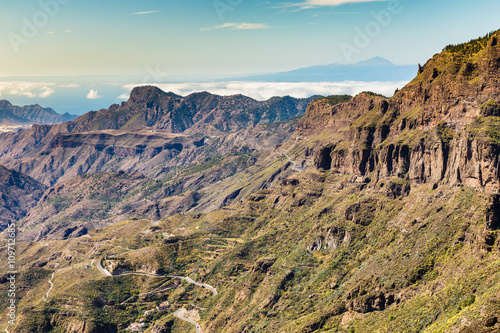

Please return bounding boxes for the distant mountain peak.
[354,56,396,67]
[0,100,77,125]
[231,56,416,82]
[130,86,181,103]
[0,100,14,108]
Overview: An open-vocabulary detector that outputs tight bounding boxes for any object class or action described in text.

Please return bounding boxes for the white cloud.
[65,30,72,33]
[39,88,55,98]
[86,89,102,99]
[279,0,387,10]
[131,10,159,15]
[201,23,271,31]
[0,82,56,98]
[121,81,407,101]
[59,83,80,88]
[46,31,55,34]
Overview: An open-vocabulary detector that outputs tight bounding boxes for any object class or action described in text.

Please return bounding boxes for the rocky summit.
[2,31,500,333]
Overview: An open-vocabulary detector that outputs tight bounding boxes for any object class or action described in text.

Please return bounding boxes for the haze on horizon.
[1,0,499,114]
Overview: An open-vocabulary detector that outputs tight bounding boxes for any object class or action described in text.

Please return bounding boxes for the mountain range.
[233,56,417,82]
[0,100,77,126]
[0,90,318,188]
[2,31,500,333]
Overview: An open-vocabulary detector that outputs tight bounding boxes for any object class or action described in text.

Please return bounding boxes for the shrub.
[443,30,498,54]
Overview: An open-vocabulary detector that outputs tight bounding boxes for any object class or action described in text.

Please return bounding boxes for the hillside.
[3,31,500,333]
[0,165,47,231]
[16,121,298,241]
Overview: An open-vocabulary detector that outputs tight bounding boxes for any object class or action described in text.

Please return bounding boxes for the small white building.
[157,300,169,311]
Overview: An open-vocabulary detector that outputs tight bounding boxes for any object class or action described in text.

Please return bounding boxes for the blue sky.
[2,0,500,76]
[0,0,499,114]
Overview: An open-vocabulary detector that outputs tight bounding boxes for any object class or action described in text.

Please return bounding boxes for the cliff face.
[298,31,500,194]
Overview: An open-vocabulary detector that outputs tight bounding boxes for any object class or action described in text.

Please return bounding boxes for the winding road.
[170,276,218,296]
[45,271,56,298]
[95,259,217,332]
[174,309,201,333]
[96,261,217,295]
[96,260,112,276]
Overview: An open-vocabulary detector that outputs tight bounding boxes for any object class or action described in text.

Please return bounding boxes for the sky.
[0,0,500,114]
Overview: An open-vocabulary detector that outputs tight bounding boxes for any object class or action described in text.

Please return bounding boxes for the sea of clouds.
[0,80,409,115]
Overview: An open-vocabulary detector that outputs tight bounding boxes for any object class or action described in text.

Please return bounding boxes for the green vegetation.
[480,99,500,116]
[437,120,455,143]
[323,94,352,106]
[359,91,387,98]
[47,196,73,212]
[443,30,498,54]
[467,116,500,144]
[401,104,422,121]
[350,106,383,129]
[6,165,495,333]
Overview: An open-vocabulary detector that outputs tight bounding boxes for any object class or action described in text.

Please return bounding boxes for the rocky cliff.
[297,30,500,194]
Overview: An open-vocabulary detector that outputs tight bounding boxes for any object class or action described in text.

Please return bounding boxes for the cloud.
[65,30,72,33]
[86,89,102,99]
[59,83,80,88]
[279,0,387,10]
[39,88,55,98]
[46,31,55,34]
[0,82,56,98]
[121,81,407,101]
[201,23,271,31]
[131,10,159,15]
